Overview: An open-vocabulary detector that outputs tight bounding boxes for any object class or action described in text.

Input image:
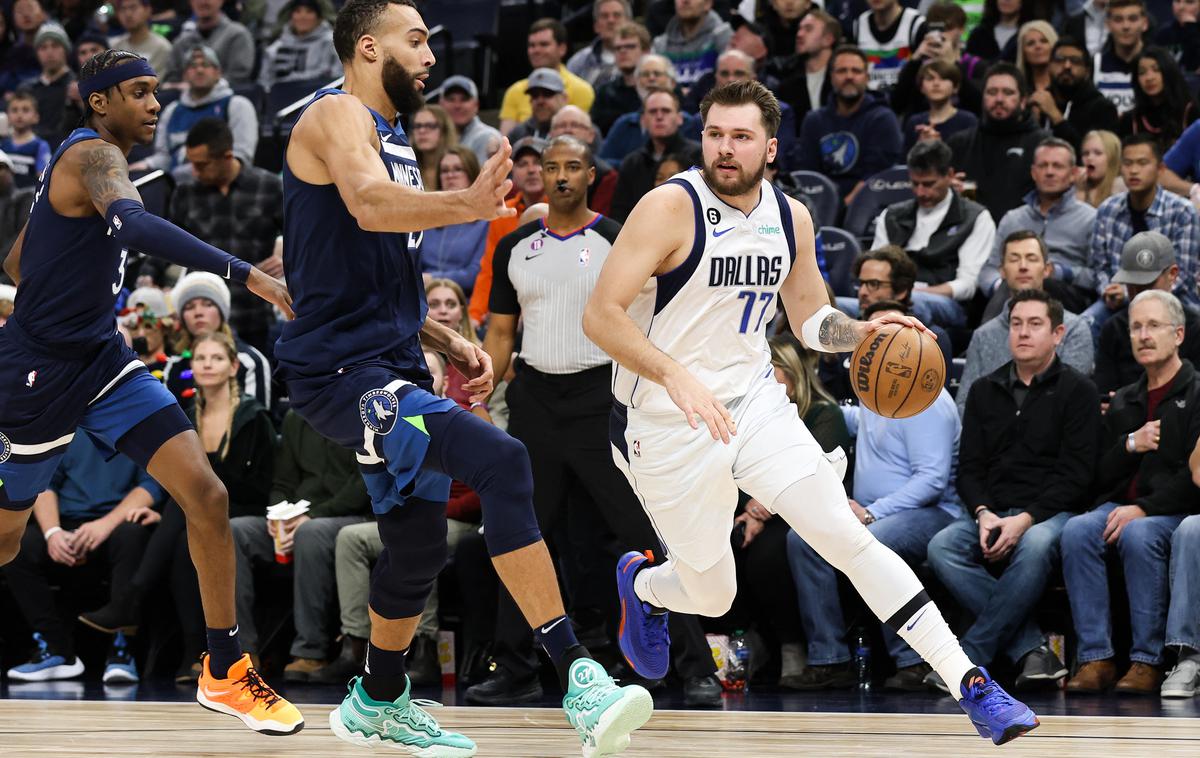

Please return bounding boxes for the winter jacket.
[145,78,259,171]
[1095,307,1200,395]
[796,95,904,197]
[947,113,1048,224]
[167,14,255,83]
[259,20,341,89]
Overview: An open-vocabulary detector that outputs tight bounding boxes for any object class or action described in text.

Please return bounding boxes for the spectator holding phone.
[926,289,1101,693]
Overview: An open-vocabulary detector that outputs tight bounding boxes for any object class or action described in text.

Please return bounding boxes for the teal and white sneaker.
[562,658,653,758]
[328,676,476,757]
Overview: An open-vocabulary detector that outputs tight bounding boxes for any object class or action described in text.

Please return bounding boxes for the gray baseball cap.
[526,67,566,94]
[441,75,478,100]
[1113,231,1176,285]
[512,136,547,161]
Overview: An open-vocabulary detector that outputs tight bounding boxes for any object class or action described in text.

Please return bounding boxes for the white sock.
[894,600,975,700]
[633,565,664,609]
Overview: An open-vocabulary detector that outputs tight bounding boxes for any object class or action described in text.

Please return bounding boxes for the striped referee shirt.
[489,214,621,374]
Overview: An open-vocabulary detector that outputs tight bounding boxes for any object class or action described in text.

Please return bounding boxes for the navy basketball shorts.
[0,329,190,510]
[286,363,458,515]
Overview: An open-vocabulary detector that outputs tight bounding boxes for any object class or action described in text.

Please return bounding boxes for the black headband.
[80,59,157,103]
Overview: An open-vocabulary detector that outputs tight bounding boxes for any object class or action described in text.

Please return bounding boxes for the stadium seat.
[843,165,912,241]
[789,170,839,229]
[948,357,966,398]
[818,226,862,298]
[131,170,173,218]
[420,0,498,100]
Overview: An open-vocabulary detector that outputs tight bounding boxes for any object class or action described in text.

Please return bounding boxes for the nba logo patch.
[0,432,10,464]
[579,247,590,267]
[632,439,641,458]
[531,238,544,251]
[359,389,400,436]
[25,371,37,388]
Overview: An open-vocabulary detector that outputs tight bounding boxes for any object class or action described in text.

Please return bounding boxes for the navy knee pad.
[423,409,541,557]
[369,498,449,619]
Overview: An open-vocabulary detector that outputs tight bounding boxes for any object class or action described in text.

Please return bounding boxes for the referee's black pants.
[494,361,717,681]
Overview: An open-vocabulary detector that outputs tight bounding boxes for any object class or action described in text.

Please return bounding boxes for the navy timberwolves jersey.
[7,129,128,351]
[275,89,429,379]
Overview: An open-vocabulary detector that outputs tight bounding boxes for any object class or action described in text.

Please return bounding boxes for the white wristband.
[43,526,63,541]
[799,304,842,353]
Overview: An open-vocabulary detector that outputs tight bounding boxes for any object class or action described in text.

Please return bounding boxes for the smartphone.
[986,527,1002,549]
[927,21,945,44]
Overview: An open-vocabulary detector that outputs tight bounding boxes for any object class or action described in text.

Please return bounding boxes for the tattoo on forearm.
[79,143,140,212]
[817,311,860,350]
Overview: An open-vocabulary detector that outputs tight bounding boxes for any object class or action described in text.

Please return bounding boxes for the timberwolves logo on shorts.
[818,132,859,175]
[359,389,399,436]
[0,431,11,464]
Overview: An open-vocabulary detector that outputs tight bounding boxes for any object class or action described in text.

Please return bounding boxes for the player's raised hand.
[468,138,516,221]
[246,267,295,320]
[446,337,495,403]
[663,365,737,444]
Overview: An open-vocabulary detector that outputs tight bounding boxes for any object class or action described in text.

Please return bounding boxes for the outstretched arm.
[3,223,26,285]
[583,183,737,442]
[75,140,293,319]
[292,94,516,233]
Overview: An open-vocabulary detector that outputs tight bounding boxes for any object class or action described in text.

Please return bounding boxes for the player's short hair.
[852,245,917,302]
[544,134,595,169]
[185,117,234,155]
[78,49,149,126]
[334,0,419,63]
[699,79,782,138]
[615,20,651,50]
[906,139,953,175]
[1002,229,1049,262]
[529,17,568,45]
[1122,131,1163,161]
[1009,288,1064,329]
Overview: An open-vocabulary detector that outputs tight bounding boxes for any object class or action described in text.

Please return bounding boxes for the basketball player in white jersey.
[583,80,1039,745]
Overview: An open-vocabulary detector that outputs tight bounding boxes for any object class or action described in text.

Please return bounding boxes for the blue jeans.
[1166,514,1200,654]
[926,509,1070,665]
[910,290,965,329]
[1081,298,1117,345]
[786,506,955,667]
[1061,503,1185,665]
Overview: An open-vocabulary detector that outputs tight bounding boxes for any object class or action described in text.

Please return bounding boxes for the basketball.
[850,324,945,418]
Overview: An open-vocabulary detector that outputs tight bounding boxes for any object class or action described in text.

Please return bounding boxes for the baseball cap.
[187,45,222,69]
[512,136,547,161]
[526,68,566,94]
[1113,231,1176,285]
[442,75,479,100]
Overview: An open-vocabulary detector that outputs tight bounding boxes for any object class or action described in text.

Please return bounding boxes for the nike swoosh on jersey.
[712,227,734,238]
[525,252,544,260]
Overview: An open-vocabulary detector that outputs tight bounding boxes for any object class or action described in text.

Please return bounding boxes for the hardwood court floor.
[1,701,1199,757]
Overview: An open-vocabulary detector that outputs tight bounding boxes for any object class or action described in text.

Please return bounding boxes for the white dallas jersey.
[612,168,798,415]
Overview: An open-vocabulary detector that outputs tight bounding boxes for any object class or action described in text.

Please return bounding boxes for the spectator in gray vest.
[957,230,1095,414]
[439,76,501,164]
[166,0,255,84]
[872,139,996,328]
[259,0,341,90]
[131,46,259,175]
[981,137,1098,316]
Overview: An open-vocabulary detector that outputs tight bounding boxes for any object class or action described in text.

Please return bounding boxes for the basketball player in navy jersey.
[0,50,304,734]
[279,1,651,755]
[585,80,1040,745]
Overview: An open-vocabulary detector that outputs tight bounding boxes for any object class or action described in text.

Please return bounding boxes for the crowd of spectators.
[1,0,1199,706]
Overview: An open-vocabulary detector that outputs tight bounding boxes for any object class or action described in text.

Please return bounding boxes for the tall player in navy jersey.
[0,51,304,735]
[280,1,651,755]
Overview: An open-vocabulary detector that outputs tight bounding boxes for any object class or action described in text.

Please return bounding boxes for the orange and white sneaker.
[196,653,304,735]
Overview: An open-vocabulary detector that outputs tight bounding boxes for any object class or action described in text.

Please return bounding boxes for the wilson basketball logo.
[854,331,889,394]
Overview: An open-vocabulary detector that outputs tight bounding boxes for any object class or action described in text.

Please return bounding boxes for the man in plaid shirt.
[1086,134,1200,341]
[170,117,284,353]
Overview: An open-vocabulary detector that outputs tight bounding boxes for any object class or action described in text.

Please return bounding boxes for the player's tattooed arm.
[817,310,864,351]
[78,141,141,214]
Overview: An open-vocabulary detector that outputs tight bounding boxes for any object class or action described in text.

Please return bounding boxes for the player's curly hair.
[78,49,147,127]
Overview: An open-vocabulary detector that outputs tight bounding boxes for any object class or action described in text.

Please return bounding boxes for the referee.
[473,135,721,706]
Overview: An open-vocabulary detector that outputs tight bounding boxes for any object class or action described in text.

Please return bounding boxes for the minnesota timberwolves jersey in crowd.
[276,89,429,380]
[7,128,128,351]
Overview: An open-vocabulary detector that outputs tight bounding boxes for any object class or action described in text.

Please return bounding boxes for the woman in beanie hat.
[164,271,272,411]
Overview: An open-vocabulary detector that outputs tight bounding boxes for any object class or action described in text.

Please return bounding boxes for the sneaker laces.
[388,698,443,735]
[970,679,1017,716]
[569,675,618,712]
[640,602,669,649]
[237,667,282,709]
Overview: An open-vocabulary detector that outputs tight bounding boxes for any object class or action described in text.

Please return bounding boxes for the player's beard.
[702,154,767,197]
[382,54,425,116]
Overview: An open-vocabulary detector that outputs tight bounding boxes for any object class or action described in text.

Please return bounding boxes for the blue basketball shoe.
[615,551,670,680]
[6,633,85,682]
[958,668,1040,745]
[562,658,653,758]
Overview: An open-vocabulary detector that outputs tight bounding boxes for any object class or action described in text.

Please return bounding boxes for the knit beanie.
[172,271,231,323]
